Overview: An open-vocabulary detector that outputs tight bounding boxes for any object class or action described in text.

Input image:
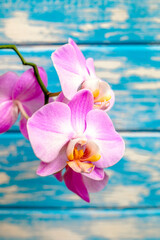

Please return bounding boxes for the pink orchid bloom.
[51,38,114,111]
[0,67,47,138]
[27,90,125,202]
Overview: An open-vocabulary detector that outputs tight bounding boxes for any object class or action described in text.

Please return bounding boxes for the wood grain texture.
[1,0,160,236]
[0,0,160,44]
[0,132,160,208]
[0,45,160,131]
[0,209,160,239]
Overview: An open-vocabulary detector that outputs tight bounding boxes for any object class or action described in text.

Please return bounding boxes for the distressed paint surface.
[0,0,160,44]
[0,0,160,238]
[0,209,160,239]
[0,132,160,208]
[0,45,160,131]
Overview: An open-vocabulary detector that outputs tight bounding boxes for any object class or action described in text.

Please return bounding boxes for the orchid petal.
[83,171,109,193]
[86,58,96,76]
[22,93,46,115]
[37,146,67,176]
[54,171,63,182]
[19,94,45,139]
[54,65,83,100]
[95,81,111,102]
[55,92,69,104]
[95,137,125,168]
[64,167,90,202]
[81,77,99,93]
[27,102,73,163]
[106,89,115,111]
[21,94,52,139]
[19,105,31,139]
[68,38,88,75]
[85,109,125,167]
[82,167,104,180]
[68,89,93,134]
[20,116,28,139]
[13,67,47,102]
[0,72,18,102]
[85,109,116,140]
[52,41,88,100]
[0,101,18,133]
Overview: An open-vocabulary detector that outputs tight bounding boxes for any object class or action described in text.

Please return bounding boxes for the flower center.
[81,78,112,110]
[93,94,111,110]
[66,140,101,174]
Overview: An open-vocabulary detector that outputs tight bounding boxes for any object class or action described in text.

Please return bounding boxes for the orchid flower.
[51,38,114,111]
[0,67,47,138]
[27,90,125,202]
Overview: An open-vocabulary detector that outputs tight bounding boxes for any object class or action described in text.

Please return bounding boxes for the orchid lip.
[67,160,95,174]
[81,77,112,110]
[66,139,101,174]
[94,94,111,103]
[94,99,111,110]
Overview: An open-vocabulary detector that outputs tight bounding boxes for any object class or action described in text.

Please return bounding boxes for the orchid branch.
[0,45,60,104]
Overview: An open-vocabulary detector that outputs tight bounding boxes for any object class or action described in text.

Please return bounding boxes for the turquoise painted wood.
[0,0,160,44]
[0,45,160,131]
[0,0,160,239]
[0,209,160,240]
[0,132,160,208]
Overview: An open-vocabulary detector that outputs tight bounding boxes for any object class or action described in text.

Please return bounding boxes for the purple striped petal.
[37,146,67,176]
[68,89,93,134]
[13,67,47,102]
[0,72,18,102]
[85,109,116,140]
[20,116,28,139]
[55,92,69,104]
[27,102,73,163]
[86,58,96,77]
[51,40,88,100]
[82,167,104,180]
[64,167,90,202]
[83,172,109,193]
[0,101,18,133]
[19,104,31,139]
[95,137,125,168]
[54,171,63,182]
[69,38,88,75]
[85,109,125,168]
[22,93,45,116]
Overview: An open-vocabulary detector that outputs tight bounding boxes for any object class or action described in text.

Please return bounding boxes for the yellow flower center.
[67,143,101,174]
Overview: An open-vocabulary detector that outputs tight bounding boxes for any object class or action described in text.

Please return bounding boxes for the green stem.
[0,45,50,104]
[48,91,61,97]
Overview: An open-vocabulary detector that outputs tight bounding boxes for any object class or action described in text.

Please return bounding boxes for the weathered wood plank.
[0,132,160,208]
[0,208,160,239]
[0,45,160,131]
[0,0,160,44]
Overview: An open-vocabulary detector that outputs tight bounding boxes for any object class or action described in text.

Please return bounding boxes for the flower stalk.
[0,45,60,104]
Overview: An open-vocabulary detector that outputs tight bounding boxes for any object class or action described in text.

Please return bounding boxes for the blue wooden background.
[0,0,160,239]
